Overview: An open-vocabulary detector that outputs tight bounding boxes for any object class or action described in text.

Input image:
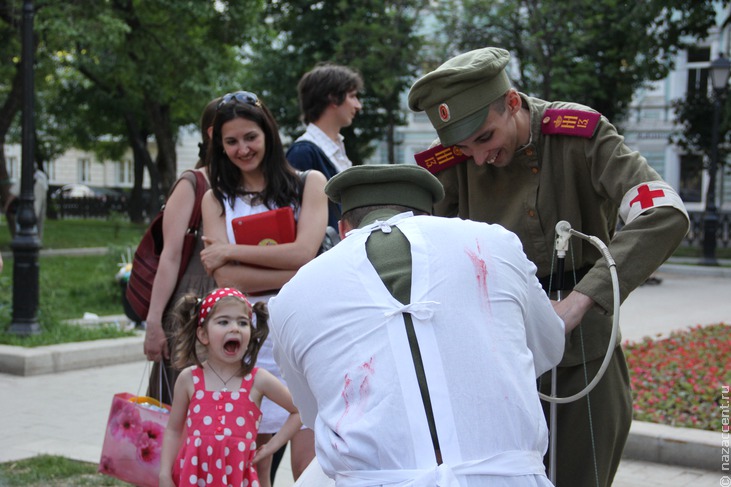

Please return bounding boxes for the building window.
[643,152,665,174]
[78,158,92,183]
[679,154,702,203]
[686,47,710,98]
[46,160,56,182]
[117,159,133,185]
[7,156,19,180]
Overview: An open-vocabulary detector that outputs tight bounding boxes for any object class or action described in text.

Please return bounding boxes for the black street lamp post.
[9,0,41,336]
[701,54,731,266]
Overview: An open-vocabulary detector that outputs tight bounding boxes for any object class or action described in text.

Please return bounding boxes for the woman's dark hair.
[298,64,364,124]
[195,97,222,168]
[171,292,270,376]
[207,98,301,212]
[241,302,269,375]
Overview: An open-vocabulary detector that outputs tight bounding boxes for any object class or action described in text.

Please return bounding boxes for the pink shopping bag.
[98,392,170,487]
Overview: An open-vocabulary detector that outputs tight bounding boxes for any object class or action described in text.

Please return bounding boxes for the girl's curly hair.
[170,292,270,376]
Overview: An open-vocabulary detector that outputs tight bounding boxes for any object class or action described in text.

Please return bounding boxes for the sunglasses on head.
[217,91,261,109]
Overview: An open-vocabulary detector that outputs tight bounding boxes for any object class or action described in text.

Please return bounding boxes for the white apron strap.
[335,450,547,487]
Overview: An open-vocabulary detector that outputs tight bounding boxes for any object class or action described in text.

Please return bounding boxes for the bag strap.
[297,168,311,186]
[185,169,208,234]
[136,361,172,405]
[297,168,342,225]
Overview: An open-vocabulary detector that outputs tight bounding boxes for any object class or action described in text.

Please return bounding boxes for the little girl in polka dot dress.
[159,288,302,487]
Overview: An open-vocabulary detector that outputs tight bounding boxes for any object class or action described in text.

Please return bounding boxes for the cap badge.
[438,103,451,122]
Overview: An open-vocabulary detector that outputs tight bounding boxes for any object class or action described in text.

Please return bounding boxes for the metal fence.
[48,195,128,219]
[684,210,731,248]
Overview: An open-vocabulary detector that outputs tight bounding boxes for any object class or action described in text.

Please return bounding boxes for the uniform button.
[528,210,536,217]
[216,426,223,432]
[531,167,539,174]
[542,116,550,124]
[525,148,534,157]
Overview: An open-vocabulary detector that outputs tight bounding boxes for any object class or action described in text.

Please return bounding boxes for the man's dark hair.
[298,63,364,124]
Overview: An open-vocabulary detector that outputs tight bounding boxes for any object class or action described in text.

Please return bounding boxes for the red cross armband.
[541,109,600,138]
[619,181,688,225]
[414,144,470,175]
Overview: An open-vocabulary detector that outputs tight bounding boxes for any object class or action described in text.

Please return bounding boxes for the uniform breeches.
[539,346,633,487]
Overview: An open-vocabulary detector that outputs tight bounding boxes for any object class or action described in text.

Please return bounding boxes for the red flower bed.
[623,323,730,431]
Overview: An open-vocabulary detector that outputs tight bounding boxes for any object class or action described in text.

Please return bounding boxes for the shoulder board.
[414,144,469,175]
[541,108,600,138]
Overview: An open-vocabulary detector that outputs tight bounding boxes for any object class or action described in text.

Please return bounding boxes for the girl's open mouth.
[224,339,241,355]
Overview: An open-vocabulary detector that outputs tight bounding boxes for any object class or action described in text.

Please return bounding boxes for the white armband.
[619,181,688,225]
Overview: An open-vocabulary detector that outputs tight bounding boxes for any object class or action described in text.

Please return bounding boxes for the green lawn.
[0,218,144,346]
[0,455,126,486]
[0,217,145,251]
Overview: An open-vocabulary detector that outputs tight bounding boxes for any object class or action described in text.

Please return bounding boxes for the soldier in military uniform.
[407,47,690,487]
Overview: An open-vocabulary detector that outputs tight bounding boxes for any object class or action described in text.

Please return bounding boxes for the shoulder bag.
[125,170,207,321]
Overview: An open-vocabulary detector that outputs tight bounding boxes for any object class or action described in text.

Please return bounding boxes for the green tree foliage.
[671,90,731,173]
[434,0,725,122]
[672,11,731,180]
[1,0,263,222]
[245,0,428,165]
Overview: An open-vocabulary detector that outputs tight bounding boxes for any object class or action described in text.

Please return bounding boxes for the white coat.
[270,212,565,486]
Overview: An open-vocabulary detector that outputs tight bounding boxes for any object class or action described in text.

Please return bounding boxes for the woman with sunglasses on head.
[200,91,327,487]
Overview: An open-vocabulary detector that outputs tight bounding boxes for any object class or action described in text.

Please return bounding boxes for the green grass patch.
[0,217,145,251]
[0,252,132,347]
[0,455,126,486]
[0,252,136,346]
[37,254,127,318]
[0,322,134,347]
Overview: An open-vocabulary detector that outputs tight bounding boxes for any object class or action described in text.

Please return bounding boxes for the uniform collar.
[514,94,549,164]
[359,208,406,228]
[522,94,551,150]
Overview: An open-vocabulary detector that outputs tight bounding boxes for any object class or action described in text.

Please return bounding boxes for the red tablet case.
[232,207,296,246]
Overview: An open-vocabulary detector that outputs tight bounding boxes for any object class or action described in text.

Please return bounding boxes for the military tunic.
[432,94,689,486]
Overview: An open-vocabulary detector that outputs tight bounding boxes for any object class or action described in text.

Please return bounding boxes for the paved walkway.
[0,264,729,486]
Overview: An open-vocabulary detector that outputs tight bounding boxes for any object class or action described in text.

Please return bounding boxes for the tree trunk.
[146,100,177,195]
[0,64,24,237]
[124,111,159,223]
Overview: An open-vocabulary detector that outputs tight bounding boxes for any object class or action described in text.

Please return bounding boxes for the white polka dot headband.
[198,288,251,326]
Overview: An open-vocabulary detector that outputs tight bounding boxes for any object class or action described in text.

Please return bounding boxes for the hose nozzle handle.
[555,220,572,257]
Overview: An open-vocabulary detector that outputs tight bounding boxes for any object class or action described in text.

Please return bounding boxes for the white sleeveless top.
[221,193,299,433]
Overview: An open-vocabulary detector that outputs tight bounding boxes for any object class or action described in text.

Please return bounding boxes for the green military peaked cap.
[325,164,445,214]
[408,47,511,147]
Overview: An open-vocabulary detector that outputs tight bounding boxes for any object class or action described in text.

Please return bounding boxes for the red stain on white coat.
[335,357,375,435]
[465,241,490,311]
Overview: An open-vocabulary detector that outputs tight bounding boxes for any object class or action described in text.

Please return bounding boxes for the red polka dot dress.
[173,366,262,487]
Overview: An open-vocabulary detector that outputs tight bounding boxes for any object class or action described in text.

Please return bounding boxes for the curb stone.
[0,335,145,376]
[622,420,724,472]
[0,315,141,376]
